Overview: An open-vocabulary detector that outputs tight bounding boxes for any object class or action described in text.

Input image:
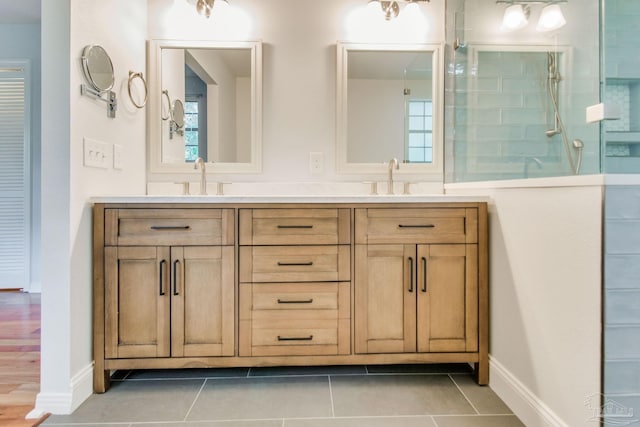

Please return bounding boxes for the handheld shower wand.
[545,52,561,138]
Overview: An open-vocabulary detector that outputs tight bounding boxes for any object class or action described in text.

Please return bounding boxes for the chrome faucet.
[387,157,399,195]
[194,157,207,195]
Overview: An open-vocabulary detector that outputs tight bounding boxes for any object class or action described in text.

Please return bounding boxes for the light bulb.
[501,4,529,32]
[536,4,566,32]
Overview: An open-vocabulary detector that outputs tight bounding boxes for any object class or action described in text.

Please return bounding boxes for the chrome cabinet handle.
[173,259,180,296]
[277,335,314,341]
[277,262,314,266]
[408,257,414,292]
[422,257,428,293]
[277,298,314,304]
[159,260,166,296]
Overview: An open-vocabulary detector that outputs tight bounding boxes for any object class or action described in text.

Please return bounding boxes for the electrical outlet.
[310,152,323,174]
[83,137,110,169]
[113,144,123,170]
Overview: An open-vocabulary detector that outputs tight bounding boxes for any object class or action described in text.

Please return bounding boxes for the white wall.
[37,0,147,415]
[0,23,41,292]
[447,178,602,427]
[147,0,445,183]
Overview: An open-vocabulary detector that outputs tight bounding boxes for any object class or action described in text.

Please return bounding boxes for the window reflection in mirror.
[148,40,262,175]
[161,47,252,164]
[347,50,432,164]
[337,43,442,175]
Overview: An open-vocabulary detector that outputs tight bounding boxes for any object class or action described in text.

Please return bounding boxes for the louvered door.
[0,62,30,289]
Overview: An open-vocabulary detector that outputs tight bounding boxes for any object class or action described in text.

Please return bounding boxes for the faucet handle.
[402,182,411,195]
[363,181,378,195]
[175,181,190,195]
[215,182,231,196]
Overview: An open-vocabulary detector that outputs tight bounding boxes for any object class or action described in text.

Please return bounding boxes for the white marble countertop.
[91,194,490,204]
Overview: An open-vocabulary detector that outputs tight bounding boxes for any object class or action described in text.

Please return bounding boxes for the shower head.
[573,139,584,149]
[545,128,561,138]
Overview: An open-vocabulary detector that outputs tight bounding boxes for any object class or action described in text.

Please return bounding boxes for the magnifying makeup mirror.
[80,45,118,118]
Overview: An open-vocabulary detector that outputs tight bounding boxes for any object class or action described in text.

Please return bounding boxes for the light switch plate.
[83,137,110,169]
[113,144,123,170]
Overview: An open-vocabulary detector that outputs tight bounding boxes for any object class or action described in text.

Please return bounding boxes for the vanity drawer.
[239,208,350,245]
[105,209,234,246]
[251,283,340,311]
[240,246,350,283]
[248,316,346,356]
[355,208,478,244]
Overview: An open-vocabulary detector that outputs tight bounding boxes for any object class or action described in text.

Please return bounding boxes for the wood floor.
[0,291,49,426]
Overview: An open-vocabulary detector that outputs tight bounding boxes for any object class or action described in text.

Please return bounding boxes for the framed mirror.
[336,42,443,175]
[148,40,262,174]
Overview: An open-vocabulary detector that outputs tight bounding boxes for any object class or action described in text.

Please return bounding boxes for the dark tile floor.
[43,364,525,427]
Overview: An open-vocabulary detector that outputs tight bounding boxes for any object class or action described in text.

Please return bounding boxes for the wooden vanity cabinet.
[94,207,235,392]
[354,208,482,366]
[94,202,488,392]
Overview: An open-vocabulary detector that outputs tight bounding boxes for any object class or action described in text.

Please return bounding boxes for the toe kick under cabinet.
[93,202,488,393]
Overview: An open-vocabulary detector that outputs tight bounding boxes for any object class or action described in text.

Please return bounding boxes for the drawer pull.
[277,225,314,229]
[277,298,314,304]
[150,225,191,231]
[421,257,428,293]
[159,260,167,296]
[277,261,314,266]
[398,224,435,229]
[173,260,180,296]
[408,257,414,293]
[277,335,314,341]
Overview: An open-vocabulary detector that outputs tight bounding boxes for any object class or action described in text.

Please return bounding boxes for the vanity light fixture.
[366,0,429,21]
[536,4,567,32]
[496,1,567,32]
[187,0,229,18]
[501,4,530,31]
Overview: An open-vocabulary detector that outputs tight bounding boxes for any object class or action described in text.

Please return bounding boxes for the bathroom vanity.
[92,197,488,392]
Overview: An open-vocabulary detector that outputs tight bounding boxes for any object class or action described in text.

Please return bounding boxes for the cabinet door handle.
[173,259,180,296]
[277,335,314,341]
[150,225,191,231]
[398,224,435,229]
[421,257,428,293]
[277,225,314,229]
[159,260,166,296]
[277,261,314,266]
[277,298,314,304]
[408,257,414,292]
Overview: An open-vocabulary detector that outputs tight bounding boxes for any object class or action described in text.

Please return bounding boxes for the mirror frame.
[148,39,263,174]
[336,42,444,176]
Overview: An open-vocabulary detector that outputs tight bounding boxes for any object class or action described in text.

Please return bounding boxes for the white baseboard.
[32,362,93,415]
[28,280,41,293]
[490,356,569,427]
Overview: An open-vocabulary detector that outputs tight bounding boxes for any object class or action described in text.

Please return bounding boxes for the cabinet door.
[105,246,170,359]
[355,244,416,354]
[171,246,235,357]
[417,244,478,353]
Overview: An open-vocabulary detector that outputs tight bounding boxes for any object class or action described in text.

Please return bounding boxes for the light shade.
[501,4,529,32]
[536,4,566,32]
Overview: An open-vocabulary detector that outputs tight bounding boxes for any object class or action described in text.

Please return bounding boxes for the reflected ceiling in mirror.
[336,42,443,176]
[148,40,262,174]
